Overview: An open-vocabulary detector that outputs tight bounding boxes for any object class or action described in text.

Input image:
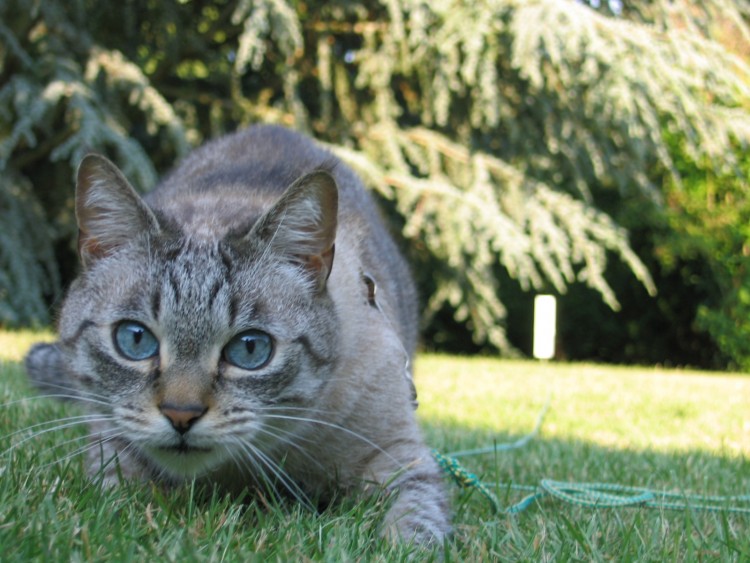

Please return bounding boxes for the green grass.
[1,330,749,560]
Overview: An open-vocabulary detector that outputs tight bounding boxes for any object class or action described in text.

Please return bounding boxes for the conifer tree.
[1,0,748,357]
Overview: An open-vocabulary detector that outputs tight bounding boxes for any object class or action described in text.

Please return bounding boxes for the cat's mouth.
[145,440,226,478]
[161,442,212,455]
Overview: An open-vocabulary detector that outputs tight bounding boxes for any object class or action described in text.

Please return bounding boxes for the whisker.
[222,438,266,487]
[0,391,108,410]
[37,427,124,470]
[252,452,313,510]
[258,405,336,416]
[262,413,398,466]
[2,413,114,441]
[230,436,314,510]
[71,435,142,494]
[212,437,279,504]
[44,425,121,454]
[26,394,109,408]
[24,378,112,400]
[248,424,328,474]
[1,415,116,455]
[26,381,113,404]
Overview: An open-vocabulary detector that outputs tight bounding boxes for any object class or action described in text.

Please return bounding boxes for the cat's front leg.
[370,447,451,546]
[84,423,155,486]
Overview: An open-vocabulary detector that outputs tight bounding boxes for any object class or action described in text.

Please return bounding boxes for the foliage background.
[2,0,750,368]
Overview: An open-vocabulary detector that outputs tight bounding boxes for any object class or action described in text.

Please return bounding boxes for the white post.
[533,294,557,360]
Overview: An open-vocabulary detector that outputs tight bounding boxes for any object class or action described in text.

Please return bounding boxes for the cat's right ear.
[249,170,338,293]
[76,155,161,268]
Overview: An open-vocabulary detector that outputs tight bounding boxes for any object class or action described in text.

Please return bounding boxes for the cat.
[24,125,450,545]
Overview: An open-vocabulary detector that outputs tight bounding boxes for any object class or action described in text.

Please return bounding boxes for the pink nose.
[159,403,207,434]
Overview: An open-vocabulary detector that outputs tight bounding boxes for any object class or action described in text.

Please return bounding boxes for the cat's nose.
[159,402,208,434]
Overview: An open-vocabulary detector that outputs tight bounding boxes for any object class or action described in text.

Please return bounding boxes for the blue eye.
[114,321,159,361]
[223,330,274,370]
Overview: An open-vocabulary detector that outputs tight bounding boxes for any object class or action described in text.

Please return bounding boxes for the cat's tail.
[24,343,80,402]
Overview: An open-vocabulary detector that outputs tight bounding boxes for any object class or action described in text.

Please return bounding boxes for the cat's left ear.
[76,155,161,268]
[250,170,338,292]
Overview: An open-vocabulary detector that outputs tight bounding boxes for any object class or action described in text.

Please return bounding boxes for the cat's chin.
[144,445,228,479]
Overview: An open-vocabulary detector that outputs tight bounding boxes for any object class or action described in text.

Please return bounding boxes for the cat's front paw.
[380,461,451,547]
[382,498,451,547]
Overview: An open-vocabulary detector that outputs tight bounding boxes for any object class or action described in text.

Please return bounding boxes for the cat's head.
[58,154,339,478]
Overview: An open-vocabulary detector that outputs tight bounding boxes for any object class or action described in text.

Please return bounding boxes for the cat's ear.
[76,154,161,268]
[251,170,338,292]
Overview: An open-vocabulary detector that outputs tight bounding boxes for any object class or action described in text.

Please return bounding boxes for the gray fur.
[25,125,449,545]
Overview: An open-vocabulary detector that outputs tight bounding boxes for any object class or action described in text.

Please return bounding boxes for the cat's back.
[147,126,376,239]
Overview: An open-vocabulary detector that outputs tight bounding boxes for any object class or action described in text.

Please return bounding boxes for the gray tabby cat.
[24,125,450,545]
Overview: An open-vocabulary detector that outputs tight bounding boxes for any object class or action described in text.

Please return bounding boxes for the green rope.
[507,480,750,515]
[432,402,750,516]
[432,449,503,513]
[433,450,750,516]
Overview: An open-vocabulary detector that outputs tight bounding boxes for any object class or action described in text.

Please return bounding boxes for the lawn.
[1,330,749,560]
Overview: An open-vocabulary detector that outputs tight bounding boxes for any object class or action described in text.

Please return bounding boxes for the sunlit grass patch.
[416,355,750,457]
